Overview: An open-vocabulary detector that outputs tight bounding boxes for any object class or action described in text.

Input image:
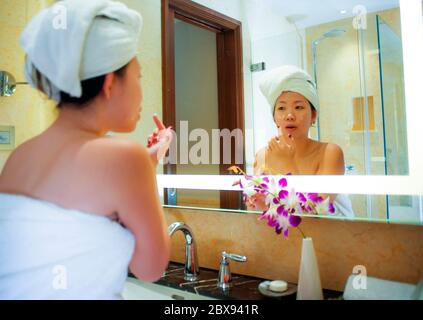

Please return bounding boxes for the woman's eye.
[295,105,304,109]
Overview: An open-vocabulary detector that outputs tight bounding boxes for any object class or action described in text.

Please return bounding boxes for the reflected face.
[108,58,143,132]
[273,91,317,138]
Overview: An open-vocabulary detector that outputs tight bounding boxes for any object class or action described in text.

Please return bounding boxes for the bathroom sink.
[122,277,216,300]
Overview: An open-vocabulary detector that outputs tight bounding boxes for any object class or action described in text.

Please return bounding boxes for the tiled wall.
[0,0,57,171]
[165,207,423,292]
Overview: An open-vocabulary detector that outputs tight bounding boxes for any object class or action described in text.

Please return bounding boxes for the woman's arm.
[317,143,345,202]
[103,139,170,282]
[253,147,266,175]
[318,143,345,175]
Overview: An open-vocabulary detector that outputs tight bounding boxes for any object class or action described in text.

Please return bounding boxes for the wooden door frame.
[162,0,245,209]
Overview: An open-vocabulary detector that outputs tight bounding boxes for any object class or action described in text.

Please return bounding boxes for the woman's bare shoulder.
[323,142,344,157]
[318,142,344,174]
[81,137,150,169]
[70,137,154,207]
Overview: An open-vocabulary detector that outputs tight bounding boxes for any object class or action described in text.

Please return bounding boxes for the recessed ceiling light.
[340,10,347,14]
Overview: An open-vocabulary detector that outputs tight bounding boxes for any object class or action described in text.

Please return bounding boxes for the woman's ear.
[102,73,115,99]
[311,109,317,124]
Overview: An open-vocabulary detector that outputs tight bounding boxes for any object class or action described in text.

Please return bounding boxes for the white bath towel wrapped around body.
[332,193,355,218]
[0,193,135,299]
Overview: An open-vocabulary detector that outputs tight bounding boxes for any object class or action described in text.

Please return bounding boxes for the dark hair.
[58,63,128,108]
[31,61,129,109]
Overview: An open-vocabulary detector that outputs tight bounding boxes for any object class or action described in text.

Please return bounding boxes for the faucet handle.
[217,251,247,290]
[221,252,247,263]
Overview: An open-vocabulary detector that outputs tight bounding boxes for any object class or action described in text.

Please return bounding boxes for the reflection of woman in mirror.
[252,65,354,217]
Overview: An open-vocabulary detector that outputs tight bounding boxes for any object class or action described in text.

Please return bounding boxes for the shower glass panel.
[376,15,408,177]
[307,18,387,218]
[376,15,420,223]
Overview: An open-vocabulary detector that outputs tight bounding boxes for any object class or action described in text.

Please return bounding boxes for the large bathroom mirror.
[163,0,410,177]
[158,0,423,224]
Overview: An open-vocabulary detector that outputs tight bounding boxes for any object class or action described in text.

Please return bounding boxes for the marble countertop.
[130,261,343,300]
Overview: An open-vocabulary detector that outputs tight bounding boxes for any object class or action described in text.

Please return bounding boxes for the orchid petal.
[278,178,287,188]
[297,192,306,203]
[276,205,285,215]
[260,183,268,189]
[278,190,289,199]
[307,193,320,202]
[289,215,302,227]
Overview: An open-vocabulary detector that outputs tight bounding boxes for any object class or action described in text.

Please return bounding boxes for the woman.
[251,65,354,217]
[0,0,171,299]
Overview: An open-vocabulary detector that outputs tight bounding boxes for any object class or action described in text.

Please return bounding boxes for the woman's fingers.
[268,136,280,150]
[153,128,173,161]
[279,133,295,150]
[153,114,166,130]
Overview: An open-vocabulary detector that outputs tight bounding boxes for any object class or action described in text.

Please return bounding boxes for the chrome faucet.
[168,222,199,281]
[217,251,247,290]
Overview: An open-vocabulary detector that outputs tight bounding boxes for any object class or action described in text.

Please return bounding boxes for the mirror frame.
[157,0,423,197]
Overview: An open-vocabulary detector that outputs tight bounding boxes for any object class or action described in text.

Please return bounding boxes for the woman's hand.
[147,115,173,165]
[246,192,268,212]
[265,133,297,174]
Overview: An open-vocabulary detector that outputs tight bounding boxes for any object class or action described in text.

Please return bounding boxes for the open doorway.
[162,0,245,209]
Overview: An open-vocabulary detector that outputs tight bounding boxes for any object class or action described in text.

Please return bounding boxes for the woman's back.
[0,129,128,220]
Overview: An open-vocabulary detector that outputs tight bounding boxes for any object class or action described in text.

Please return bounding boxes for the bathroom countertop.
[130,261,343,300]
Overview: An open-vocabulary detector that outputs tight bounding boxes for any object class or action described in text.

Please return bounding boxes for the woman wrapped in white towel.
[0,0,172,299]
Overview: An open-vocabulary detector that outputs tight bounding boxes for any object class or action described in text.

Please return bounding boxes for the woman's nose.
[285,112,295,121]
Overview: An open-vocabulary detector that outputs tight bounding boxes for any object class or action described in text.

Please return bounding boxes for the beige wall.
[165,207,423,292]
[0,0,57,172]
[118,0,163,152]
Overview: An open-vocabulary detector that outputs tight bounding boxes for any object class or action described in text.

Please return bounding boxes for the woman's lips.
[284,126,297,134]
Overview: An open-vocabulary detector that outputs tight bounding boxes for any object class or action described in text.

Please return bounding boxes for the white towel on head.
[20,0,142,101]
[259,65,319,115]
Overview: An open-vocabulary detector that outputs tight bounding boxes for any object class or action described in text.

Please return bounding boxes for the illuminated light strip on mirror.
[157,175,421,195]
[157,0,423,196]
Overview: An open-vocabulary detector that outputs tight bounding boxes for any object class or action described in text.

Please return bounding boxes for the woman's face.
[273,91,317,139]
[107,57,143,132]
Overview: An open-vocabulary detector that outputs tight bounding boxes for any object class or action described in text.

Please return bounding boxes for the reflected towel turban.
[259,65,319,115]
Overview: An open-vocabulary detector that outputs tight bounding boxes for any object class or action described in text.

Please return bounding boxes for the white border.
[158,0,423,197]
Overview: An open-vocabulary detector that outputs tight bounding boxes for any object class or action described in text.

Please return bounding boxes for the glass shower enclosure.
[310,9,418,222]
